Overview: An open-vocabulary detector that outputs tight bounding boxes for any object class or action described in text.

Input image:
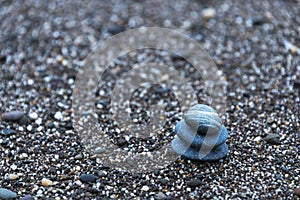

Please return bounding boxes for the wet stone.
[186,178,202,187]
[2,111,24,122]
[264,133,281,145]
[80,174,97,183]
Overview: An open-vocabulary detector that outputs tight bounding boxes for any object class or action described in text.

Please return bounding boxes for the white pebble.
[54,112,63,120]
[201,8,216,20]
[27,79,34,85]
[11,164,17,170]
[141,185,150,191]
[29,112,38,119]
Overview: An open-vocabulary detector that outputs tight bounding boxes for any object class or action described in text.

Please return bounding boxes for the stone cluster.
[171,104,228,161]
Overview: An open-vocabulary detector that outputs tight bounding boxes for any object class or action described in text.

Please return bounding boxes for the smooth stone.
[80,174,97,183]
[107,25,125,35]
[184,104,222,135]
[186,178,202,187]
[2,111,24,121]
[171,140,228,161]
[20,195,34,200]
[41,178,53,187]
[0,188,17,199]
[264,133,281,144]
[175,121,228,147]
[1,129,16,136]
[155,192,167,200]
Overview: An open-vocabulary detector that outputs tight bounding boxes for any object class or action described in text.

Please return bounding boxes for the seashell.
[184,104,222,135]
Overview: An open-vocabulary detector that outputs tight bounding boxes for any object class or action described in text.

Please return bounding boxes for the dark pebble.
[116,137,128,147]
[107,25,126,35]
[2,111,24,121]
[186,178,202,187]
[80,174,97,183]
[1,129,16,136]
[154,87,170,94]
[153,169,160,176]
[20,195,34,200]
[294,80,300,88]
[264,133,281,144]
[281,165,289,173]
[251,16,266,25]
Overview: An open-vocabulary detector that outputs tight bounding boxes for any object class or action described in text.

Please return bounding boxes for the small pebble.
[8,174,19,180]
[264,133,281,144]
[80,174,97,183]
[107,25,125,35]
[28,112,38,119]
[42,178,53,187]
[2,111,24,121]
[20,195,34,200]
[1,129,16,136]
[201,8,216,20]
[251,16,266,26]
[0,188,17,199]
[155,192,167,200]
[186,178,202,187]
[54,112,63,120]
[141,185,150,191]
[294,80,300,88]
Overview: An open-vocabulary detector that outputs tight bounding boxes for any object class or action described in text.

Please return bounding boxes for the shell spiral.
[171,104,229,161]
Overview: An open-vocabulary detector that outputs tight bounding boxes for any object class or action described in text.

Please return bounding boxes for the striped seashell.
[184,104,222,135]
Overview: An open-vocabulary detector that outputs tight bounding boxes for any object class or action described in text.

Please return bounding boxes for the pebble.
[155,192,167,200]
[1,129,16,136]
[54,112,63,120]
[20,195,34,200]
[294,80,300,88]
[42,178,53,187]
[186,178,202,187]
[251,16,266,26]
[107,25,125,35]
[201,8,216,20]
[80,174,97,183]
[294,187,300,197]
[0,188,17,199]
[2,111,24,121]
[141,185,150,191]
[28,112,38,119]
[8,174,19,180]
[264,133,281,145]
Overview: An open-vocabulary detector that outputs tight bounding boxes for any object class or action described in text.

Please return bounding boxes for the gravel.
[0,0,300,199]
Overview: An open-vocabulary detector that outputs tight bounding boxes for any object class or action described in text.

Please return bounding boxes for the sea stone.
[0,188,17,199]
[2,111,24,121]
[184,104,222,135]
[175,121,228,148]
